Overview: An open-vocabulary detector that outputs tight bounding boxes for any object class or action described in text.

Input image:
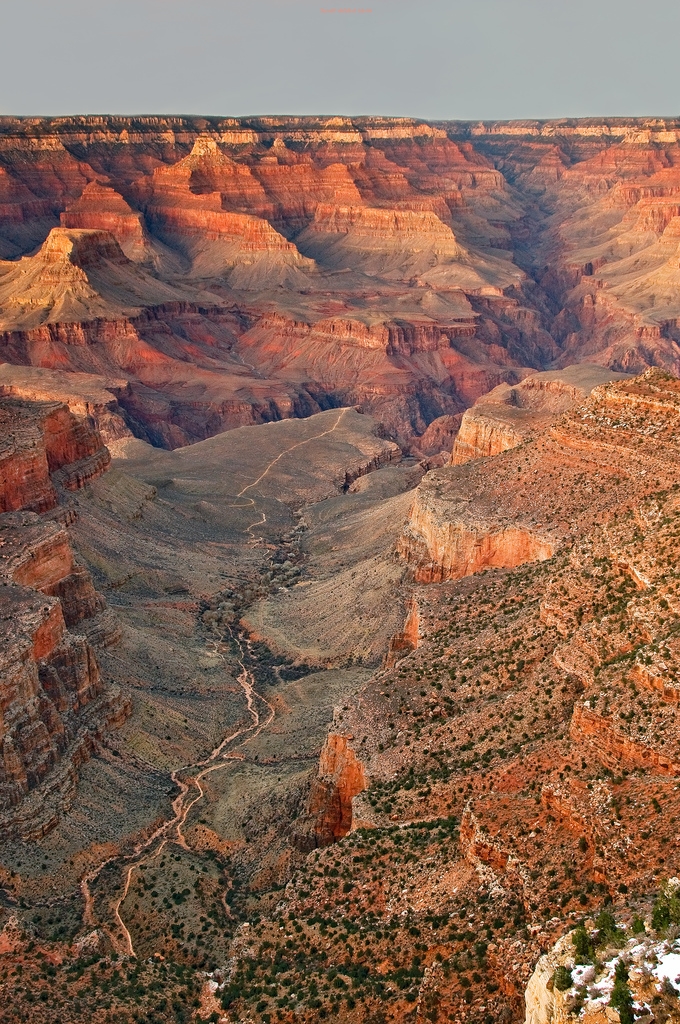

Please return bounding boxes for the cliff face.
[0,363,131,444]
[0,511,104,627]
[277,370,680,1024]
[0,541,127,838]
[385,596,421,666]
[0,394,126,837]
[398,492,557,583]
[399,369,680,586]
[570,704,680,776]
[305,732,367,847]
[0,115,580,449]
[452,364,631,464]
[0,395,110,513]
[523,934,574,1024]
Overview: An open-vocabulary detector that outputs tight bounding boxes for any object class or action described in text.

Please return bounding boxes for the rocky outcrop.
[570,704,680,776]
[0,511,105,627]
[0,395,110,513]
[139,141,314,283]
[385,596,420,667]
[0,391,127,836]
[61,182,150,262]
[524,934,575,1024]
[452,403,529,464]
[0,363,131,444]
[299,203,461,261]
[398,370,680,585]
[305,732,367,847]
[459,805,512,873]
[398,485,557,582]
[452,365,631,464]
[0,227,203,331]
[0,581,129,837]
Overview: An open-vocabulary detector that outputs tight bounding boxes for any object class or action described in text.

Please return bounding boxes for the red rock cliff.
[306,732,367,847]
[0,396,110,513]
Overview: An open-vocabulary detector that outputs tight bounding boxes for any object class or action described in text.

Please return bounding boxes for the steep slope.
[217,369,680,1024]
[455,118,680,377]
[0,396,127,839]
[0,227,207,330]
[452,363,631,463]
[0,393,110,512]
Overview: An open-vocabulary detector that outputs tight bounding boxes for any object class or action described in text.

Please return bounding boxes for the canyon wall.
[305,732,367,847]
[12,114,680,451]
[452,364,631,464]
[397,481,558,583]
[0,395,127,837]
[0,395,110,513]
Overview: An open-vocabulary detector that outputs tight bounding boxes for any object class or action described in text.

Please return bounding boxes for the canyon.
[3,115,680,1024]
[4,113,679,455]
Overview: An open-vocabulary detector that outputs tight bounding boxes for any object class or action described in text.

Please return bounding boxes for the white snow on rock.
[653,949,680,990]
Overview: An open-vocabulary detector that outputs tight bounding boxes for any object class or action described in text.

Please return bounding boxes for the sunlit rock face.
[0,394,109,513]
[9,115,680,451]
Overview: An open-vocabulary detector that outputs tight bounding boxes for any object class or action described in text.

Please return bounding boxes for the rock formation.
[0,394,110,513]
[305,731,367,846]
[0,395,126,838]
[0,114,610,450]
[6,113,680,1023]
[452,364,631,464]
[0,362,132,443]
[254,368,680,1024]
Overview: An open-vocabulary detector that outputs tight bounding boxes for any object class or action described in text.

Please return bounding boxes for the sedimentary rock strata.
[6,113,680,1023]
[0,557,127,837]
[236,370,680,1023]
[452,363,631,464]
[305,731,367,846]
[13,114,680,451]
[0,396,126,839]
[0,394,109,512]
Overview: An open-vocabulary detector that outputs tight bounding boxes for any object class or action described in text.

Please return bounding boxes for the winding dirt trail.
[229,407,349,510]
[81,412,349,954]
[82,632,275,956]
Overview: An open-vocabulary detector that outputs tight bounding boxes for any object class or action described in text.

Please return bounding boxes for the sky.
[2,0,680,121]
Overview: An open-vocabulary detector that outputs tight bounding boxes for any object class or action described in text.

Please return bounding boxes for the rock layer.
[0,395,110,513]
[452,364,631,464]
[0,115,588,449]
[0,395,125,837]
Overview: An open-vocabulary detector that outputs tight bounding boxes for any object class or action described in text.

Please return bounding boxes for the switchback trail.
[229,407,349,509]
[82,409,350,952]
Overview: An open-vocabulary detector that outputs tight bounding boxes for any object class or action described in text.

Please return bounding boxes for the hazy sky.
[3,0,679,121]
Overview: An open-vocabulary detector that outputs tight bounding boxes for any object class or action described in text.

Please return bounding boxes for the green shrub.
[595,910,624,944]
[572,925,593,964]
[553,966,573,992]
[652,880,680,932]
[610,960,634,1024]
